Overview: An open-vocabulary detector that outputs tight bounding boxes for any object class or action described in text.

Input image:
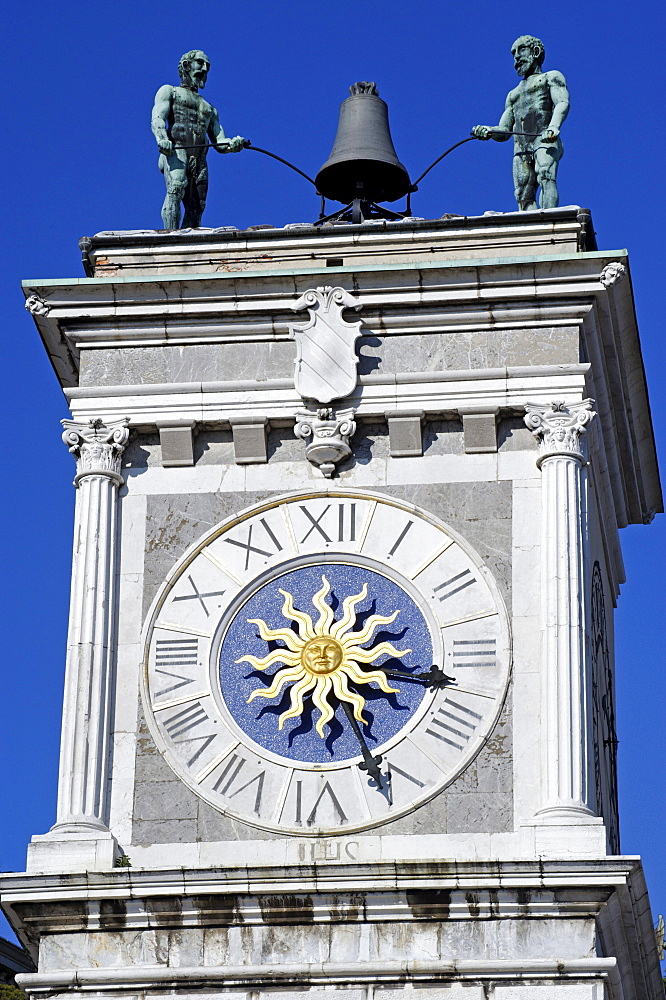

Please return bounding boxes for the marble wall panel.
[357,328,580,376]
[422,421,465,456]
[79,344,296,387]
[79,327,579,389]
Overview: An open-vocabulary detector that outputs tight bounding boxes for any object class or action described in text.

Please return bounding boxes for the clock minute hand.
[337,700,385,788]
[379,664,456,689]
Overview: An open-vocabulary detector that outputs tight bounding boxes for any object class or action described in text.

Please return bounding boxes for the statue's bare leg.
[513,154,538,211]
[183,161,208,229]
[159,152,188,229]
[535,146,561,209]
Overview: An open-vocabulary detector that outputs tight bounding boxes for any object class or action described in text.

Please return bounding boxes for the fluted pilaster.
[52,418,129,833]
[524,400,597,821]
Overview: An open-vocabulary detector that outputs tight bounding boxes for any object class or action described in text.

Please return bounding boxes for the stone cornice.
[65,364,591,400]
[25,239,660,525]
[17,958,617,992]
[4,860,658,996]
[23,247,617,291]
[24,270,605,354]
[63,367,589,428]
[0,857,644,902]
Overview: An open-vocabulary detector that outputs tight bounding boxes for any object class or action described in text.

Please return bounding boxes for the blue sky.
[1,0,664,965]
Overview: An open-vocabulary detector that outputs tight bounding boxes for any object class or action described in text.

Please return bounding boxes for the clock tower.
[3,209,663,1000]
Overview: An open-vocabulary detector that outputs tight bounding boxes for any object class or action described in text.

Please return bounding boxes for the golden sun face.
[236,575,411,738]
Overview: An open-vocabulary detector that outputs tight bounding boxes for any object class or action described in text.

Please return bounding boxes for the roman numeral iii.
[452,638,496,668]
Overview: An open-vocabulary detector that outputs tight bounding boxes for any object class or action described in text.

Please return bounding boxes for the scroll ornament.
[523,399,596,465]
[294,408,356,478]
[61,417,131,486]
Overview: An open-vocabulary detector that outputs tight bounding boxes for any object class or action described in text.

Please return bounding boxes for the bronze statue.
[151,50,245,229]
[473,36,570,211]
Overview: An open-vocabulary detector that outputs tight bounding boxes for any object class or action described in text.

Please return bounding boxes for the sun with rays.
[236,575,411,738]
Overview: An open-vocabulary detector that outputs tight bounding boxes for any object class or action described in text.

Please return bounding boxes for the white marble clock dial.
[142,490,511,835]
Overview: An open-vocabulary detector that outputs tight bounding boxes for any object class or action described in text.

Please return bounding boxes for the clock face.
[142,491,511,835]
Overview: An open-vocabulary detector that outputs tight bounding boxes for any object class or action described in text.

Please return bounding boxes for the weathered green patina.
[473,36,570,211]
[151,50,245,229]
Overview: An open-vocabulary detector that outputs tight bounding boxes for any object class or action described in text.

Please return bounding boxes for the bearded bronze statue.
[473,36,570,211]
[151,50,245,229]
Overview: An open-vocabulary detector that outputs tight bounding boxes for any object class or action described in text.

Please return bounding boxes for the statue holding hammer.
[472,36,570,211]
[151,50,246,229]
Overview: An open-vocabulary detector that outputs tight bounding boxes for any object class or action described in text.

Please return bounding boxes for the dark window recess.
[326,258,344,267]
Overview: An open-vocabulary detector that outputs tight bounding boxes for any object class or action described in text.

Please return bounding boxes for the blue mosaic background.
[219,562,433,764]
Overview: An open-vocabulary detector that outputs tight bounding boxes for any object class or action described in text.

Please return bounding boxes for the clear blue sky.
[1,0,664,966]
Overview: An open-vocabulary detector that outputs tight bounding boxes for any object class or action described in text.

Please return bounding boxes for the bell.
[316,82,411,205]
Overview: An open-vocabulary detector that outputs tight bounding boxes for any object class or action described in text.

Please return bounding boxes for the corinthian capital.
[523,399,596,465]
[61,417,130,486]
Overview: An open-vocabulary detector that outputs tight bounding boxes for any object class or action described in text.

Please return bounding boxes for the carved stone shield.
[289,286,363,403]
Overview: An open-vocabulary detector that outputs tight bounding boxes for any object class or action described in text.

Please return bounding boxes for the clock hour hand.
[380,664,455,689]
[337,699,385,788]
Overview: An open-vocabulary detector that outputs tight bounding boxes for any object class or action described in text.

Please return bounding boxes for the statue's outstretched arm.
[151,85,174,155]
[472,93,514,142]
[544,71,570,139]
[209,106,246,154]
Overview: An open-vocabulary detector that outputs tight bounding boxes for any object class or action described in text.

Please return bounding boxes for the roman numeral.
[154,669,196,698]
[434,569,476,601]
[213,754,246,794]
[388,520,413,557]
[298,502,358,544]
[338,502,356,542]
[300,504,332,542]
[387,762,426,788]
[223,518,283,570]
[155,637,198,667]
[212,754,265,814]
[383,761,427,808]
[294,780,348,826]
[171,574,225,617]
[452,639,497,668]
[162,700,217,766]
[163,701,208,738]
[154,638,200,698]
[425,698,482,750]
